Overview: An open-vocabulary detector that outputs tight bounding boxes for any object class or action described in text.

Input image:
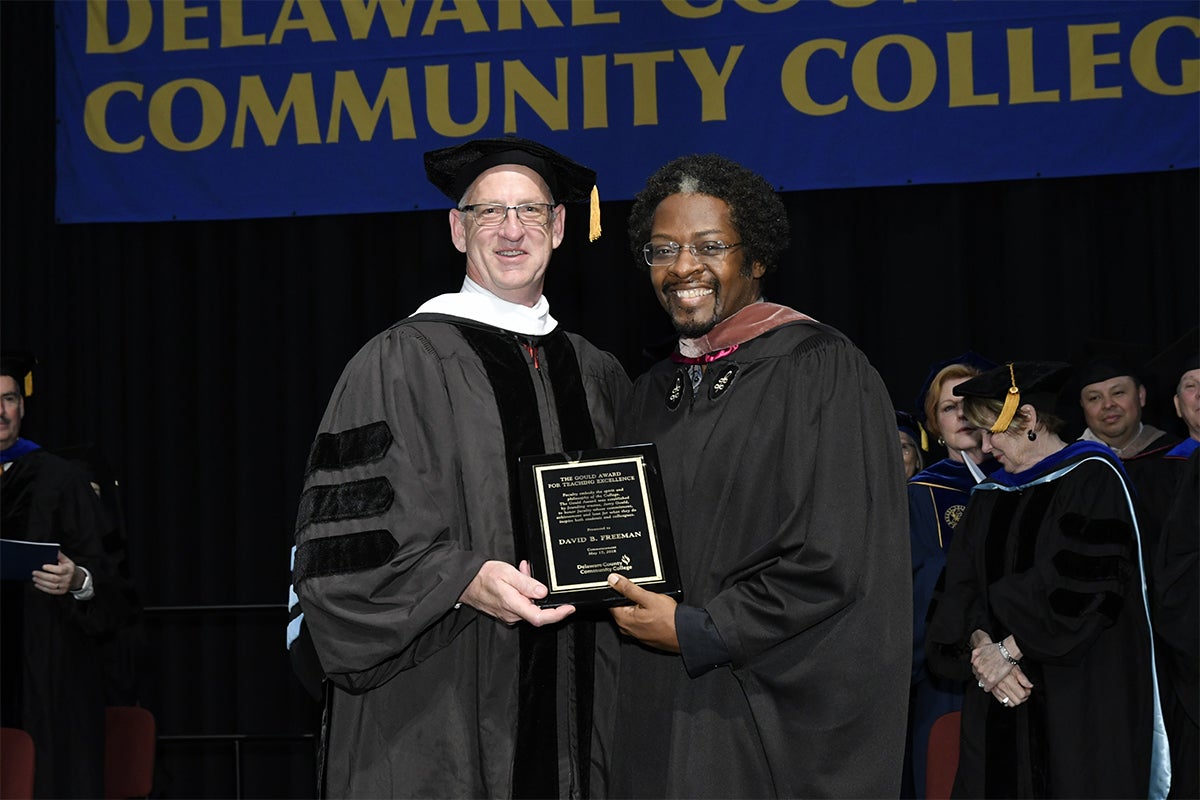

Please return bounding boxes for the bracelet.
[997,641,1019,665]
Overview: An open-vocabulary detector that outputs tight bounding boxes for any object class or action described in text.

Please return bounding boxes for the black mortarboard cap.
[954,361,1072,432]
[0,351,36,397]
[1145,327,1200,389]
[1143,329,1199,435]
[423,136,601,240]
[895,410,927,452]
[1070,339,1151,395]
[913,350,997,422]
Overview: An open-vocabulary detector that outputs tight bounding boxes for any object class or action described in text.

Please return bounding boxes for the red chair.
[926,710,961,800]
[105,706,156,799]
[0,727,35,800]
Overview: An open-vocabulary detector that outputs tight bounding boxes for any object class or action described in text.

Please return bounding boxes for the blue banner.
[55,0,1199,223]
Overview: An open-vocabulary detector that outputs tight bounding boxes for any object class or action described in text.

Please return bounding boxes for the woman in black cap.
[926,361,1170,799]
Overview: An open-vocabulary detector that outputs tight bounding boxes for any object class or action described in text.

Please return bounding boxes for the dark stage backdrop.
[3,3,1196,797]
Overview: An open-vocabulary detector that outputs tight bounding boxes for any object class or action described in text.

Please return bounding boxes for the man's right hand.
[459,560,575,626]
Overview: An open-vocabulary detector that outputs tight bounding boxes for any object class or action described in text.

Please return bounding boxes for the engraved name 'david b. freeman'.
[557,530,645,546]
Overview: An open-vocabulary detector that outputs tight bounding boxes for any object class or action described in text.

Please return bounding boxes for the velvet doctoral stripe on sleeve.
[926,442,1168,798]
[291,315,629,798]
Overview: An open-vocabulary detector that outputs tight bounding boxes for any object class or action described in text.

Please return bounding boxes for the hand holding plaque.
[518,444,682,608]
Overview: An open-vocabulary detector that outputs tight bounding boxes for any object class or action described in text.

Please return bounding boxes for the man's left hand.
[32,552,79,596]
[607,573,680,653]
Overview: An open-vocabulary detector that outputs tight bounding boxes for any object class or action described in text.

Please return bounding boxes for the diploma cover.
[1,538,60,581]
[518,443,682,607]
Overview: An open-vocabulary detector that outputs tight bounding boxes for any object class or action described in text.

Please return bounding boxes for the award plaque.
[518,443,682,608]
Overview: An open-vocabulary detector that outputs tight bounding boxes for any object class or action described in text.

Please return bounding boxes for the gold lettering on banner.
[680,47,743,121]
[582,54,609,128]
[269,0,337,44]
[1131,16,1200,95]
[221,1,267,48]
[84,82,145,152]
[74,7,1199,153]
[498,0,564,31]
[328,68,417,142]
[660,0,722,21]
[87,0,152,54]
[1007,28,1060,104]
[339,0,422,40]
[425,63,490,137]
[150,78,225,151]
[573,0,620,27]
[613,50,675,126]
[946,31,999,107]
[781,39,848,116]
[233,73,321,147]
[853,34,936,112]
[162,0,209,51]
[1068,23,1122,100]
[423,0,490,35]
[504,57,570,132]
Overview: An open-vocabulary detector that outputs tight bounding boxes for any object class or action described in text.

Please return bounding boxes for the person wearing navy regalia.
[905,351,997,799]
[1,353,136,798]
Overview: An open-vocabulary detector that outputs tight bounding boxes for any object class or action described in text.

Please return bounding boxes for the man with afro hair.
[598,154,911,798]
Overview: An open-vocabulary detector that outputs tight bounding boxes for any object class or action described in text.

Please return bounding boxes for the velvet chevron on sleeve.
[292,315,629,798]
[927,441,1168,799]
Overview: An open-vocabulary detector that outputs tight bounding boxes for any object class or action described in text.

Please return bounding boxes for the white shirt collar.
[411,277,557,336]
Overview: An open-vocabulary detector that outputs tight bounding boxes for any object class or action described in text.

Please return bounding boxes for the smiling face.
[450,164,564,307]
[979,415,1040,473]
[1079,375,1145,447]
[648,193,764,337]
[0,375,24,451]
[1175,368,1200,441]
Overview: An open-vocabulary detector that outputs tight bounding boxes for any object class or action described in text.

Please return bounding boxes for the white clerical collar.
[411,277,558,336]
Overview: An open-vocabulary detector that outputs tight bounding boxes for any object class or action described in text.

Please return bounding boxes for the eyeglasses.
[642,240,743,268]
[459,203,554,227]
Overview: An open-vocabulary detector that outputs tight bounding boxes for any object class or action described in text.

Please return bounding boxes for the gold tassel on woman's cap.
[990,363,1021,433]
[589,185,601,242]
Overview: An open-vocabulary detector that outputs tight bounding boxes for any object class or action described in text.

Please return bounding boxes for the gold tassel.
[588,185,601,242]
[990,363,1020,433]
[24,371,32,398]
[918,422,929,452]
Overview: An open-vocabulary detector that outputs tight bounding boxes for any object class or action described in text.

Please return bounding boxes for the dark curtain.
[3,2,1195,797]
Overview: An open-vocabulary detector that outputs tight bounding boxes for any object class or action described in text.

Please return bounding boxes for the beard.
[671,313,719,338]
[663,286,721,338]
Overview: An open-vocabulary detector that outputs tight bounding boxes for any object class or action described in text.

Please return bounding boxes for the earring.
[1027,429,1037,441]
[937,437,945,447]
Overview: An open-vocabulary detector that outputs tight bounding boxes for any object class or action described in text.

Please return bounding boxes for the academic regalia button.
[666,371,685,410]
[709,365,739,401]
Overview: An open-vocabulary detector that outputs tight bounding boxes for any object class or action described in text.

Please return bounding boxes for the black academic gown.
[1,448,130,799]
[601,320,911,799]
[1151,444,1199,799]
[292,315,629,799]
[1128,437,1194,534]
[927,441,1169,799]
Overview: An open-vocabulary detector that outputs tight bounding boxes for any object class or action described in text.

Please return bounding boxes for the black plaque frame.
[518,443,682,608]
